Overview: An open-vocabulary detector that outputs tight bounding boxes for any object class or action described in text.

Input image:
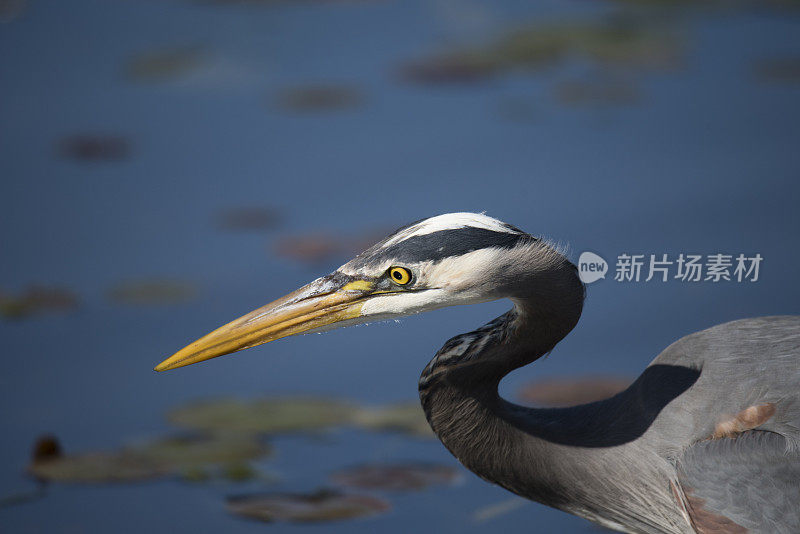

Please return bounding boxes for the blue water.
[1,0,798,532]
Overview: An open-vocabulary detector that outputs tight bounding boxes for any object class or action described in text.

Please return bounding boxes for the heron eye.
[389,266,412,286]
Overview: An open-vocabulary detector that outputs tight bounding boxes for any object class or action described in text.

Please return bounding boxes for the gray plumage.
[161,212,800,534]
[409,223,800,533]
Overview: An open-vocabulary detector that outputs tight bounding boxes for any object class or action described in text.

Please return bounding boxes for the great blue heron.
[156,213,800,534]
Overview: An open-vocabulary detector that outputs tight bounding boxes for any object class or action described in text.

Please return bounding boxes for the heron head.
[155,212,566,372]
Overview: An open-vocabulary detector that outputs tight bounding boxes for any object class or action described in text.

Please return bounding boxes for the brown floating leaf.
[126,45,205,82]
[274,234,341,264]
[518,376,631,407]
[108,278,196,305]
[275,84,363,113]
[273,227,395,265]
[167,397,354,435]
[331,463,459,491]
[400,53,498,84]
[352,402,434,438]
[58,134,130,162]
[754,57,800,84]
[216,206,282,232]
[227,490,390,523]
[0,0,26,22]
[555,78,641,107]
[0,286,78,319]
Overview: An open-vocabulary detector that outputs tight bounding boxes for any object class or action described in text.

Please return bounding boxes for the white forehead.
[379,212,518,248]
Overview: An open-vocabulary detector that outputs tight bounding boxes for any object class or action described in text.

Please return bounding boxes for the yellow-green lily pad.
[129,433,269,468]
[227,489,390,523]
[29,451,167,483]
[28,434,268,484]
[0,286,78,319]
[167,397,355,435]
[352,402,434,438]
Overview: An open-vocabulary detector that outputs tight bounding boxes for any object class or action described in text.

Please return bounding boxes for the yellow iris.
[389,266,412,285]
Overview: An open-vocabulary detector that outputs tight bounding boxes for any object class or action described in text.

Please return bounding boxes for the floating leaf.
[168,397,354,435]
[518,376,631,407]
[126,46,205,82]
[0,286,78,319]
[754,57,800,84]
[29,451,167,483]
[0,0,26,22]
[274,85,363,113]
[400,53,498,84]
[27,433,267,484]
[273,227,395,265]
[274,234,341,264]
[108,279,196,305]
[352,402,434,438]
[221,462,259,482]
[129,434,269,469]
[227,490,390,523]
[0,487,46,509]
[216,206,282,232]
[401,18,682,86]
[555,78,641,107]
[58,134,130,162]
[331,463,459,491]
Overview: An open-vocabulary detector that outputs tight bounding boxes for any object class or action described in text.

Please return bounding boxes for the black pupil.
[393,270,403,280]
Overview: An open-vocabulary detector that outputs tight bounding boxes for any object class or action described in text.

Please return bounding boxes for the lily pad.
[29,451,167,483]
[274,228,395,265]
[0,0,26,22]
[167,397,354,435]
[108,279,196,305]
[518,376,631,407]
[58,134,130,161]
[275,84,363,113]
[0,286,78,319]
[27,434,267,484]
[401,18,682,86]
[555,78,641,107]
[227,489,390,523]
[331,463,459,491]
[754,57,800,84]
[129,433,269,469]
[126,45,205,82]
[216,206,282,232]
[352,402,434,438]
[274,234,341,264]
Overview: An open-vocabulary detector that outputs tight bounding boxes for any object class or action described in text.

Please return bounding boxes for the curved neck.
[417,255,688,533]
[418,254,585,500]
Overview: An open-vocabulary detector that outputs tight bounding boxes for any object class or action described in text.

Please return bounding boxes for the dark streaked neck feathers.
[416,240,688,533]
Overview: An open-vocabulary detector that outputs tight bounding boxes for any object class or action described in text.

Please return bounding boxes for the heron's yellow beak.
[154,277,376,372]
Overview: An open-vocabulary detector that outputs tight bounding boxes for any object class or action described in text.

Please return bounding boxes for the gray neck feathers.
[417,246,688,533]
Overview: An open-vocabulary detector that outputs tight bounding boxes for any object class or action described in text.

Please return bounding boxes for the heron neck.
[417,274,585,492]
[417,299,692,533]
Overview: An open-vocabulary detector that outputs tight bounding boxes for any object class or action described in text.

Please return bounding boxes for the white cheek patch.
[360,289,450,317]
[424,248,506,291]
